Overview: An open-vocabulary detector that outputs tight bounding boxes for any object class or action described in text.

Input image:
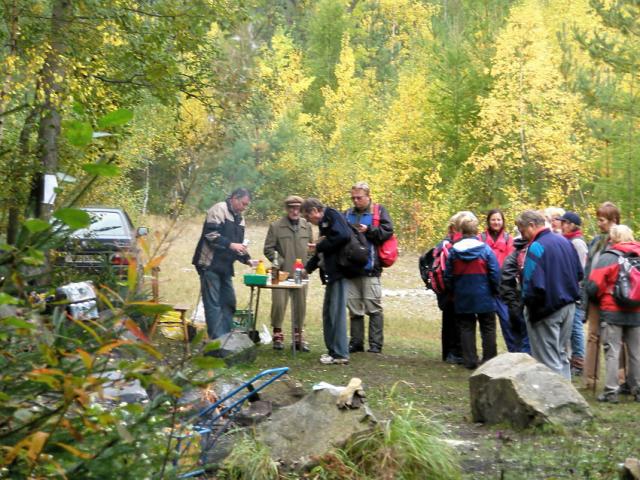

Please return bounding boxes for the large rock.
[254,375,306,408]
[206,331,257,366]
[470,353,592,428]
[255,389,376,470]
[96,370,149,404]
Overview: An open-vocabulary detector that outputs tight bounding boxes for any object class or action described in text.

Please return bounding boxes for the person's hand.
[229,242,248,255]
[248,259,259,268]
[357,224,368,233]
[307,242,316,253]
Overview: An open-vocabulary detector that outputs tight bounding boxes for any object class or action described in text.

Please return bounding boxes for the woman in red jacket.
[481,209,515,268]
[586,225,640,403]
[482,209,517,352]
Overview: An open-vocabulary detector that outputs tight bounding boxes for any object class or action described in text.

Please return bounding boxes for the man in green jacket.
[263,195,314,351]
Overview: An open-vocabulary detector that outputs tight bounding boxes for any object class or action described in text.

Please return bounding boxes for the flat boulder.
[470,353,592,428]
[255,389,376,470]
[206,331,257,366]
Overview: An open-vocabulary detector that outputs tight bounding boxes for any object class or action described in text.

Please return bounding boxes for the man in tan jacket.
[263,195,314,351]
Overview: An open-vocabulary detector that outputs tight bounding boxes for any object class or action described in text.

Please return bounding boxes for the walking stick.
[592,332,599,395]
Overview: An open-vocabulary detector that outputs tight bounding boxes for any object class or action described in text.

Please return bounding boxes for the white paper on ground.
[260,324,272,344]
[312,381,346,395]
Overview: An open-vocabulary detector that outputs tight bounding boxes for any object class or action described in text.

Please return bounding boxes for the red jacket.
[586,241,640,326]
[480,230,514,268]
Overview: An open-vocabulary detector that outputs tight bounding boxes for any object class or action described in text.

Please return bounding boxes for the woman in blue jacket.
[445,212,501,369]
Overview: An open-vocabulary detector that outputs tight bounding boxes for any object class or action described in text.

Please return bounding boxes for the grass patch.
[309,401,461,480]
[219,433,279,480]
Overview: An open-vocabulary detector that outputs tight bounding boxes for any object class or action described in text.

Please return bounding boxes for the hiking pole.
[592,332,600,395]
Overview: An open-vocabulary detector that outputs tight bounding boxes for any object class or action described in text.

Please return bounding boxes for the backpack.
[419,240,450,295]
[608,250,640,308]
[338,223,369,278]
[372,204,398,267]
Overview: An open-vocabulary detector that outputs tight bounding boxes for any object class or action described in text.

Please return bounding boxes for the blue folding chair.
[175,367,289,478]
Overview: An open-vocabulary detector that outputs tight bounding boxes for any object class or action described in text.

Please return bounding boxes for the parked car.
[53,207,148,279]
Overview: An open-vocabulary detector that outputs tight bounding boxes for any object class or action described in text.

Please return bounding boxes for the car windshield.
[73,211,127,238]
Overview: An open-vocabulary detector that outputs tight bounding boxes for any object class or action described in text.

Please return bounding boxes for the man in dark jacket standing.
[302,198,351,364]
[344,182,394,354]
[516,210,583,379]
[192,188,252,339]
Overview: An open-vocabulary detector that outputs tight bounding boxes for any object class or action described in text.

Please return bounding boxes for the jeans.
[571,307,586,360]
[323,279,349,359]
[200,270,236,339]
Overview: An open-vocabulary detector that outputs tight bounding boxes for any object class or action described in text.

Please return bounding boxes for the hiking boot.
[293,342,310,353]
[349,343,364,353]
[293,329,309,352]
[619,382,632,395]
[597,392,619,404]
[445,353,464,365]
[273,328,284,350]
[367,346,382,354]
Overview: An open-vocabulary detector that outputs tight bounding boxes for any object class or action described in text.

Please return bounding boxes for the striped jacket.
[521,228,582,323]
[192,199,250,276]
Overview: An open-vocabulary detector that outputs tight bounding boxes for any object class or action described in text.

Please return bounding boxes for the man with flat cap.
[263,195,315,351]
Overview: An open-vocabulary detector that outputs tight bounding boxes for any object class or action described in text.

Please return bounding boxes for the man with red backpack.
[344,182,395,354]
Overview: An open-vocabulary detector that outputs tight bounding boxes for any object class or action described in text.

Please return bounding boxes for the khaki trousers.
[583,304,629,389]
[270,284,308,330]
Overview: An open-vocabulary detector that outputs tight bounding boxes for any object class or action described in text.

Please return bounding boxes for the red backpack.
[419,240,451,295]
[607,250,640,308]
[372,204,398,267]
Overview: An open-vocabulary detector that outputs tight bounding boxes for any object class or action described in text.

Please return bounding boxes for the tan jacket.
[263,216,314,278]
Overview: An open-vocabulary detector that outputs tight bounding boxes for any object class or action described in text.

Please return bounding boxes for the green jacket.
[263,217,314,278]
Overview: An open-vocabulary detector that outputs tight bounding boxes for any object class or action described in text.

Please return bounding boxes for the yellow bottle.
[255,259,266,275]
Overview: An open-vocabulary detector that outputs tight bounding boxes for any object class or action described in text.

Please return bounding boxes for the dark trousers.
[441,300,461,361]
[458,312,497,369]
[200,270,236,340]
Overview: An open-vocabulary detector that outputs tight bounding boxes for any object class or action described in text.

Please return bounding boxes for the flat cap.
[284,195,303,207]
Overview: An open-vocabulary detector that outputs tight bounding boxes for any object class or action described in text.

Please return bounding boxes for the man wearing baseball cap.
[263,195,314,351]
[560,211,588,376]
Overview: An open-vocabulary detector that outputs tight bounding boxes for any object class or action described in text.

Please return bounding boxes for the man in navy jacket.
[302,198,351,365]
[516,210,583,379]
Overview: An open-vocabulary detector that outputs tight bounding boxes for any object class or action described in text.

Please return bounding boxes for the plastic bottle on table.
[294,258,304,284]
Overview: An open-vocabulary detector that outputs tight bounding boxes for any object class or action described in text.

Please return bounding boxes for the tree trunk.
[34,0,71,220]
[6,106,40,244]
[0,0,19,142]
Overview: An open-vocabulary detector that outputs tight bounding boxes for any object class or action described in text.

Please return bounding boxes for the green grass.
[150,216,640,479]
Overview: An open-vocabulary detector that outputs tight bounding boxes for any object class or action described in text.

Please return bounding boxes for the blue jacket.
[445,237,500,314]
[521,228,583,323]
[305,207,351,284]
[345,203,394,276]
